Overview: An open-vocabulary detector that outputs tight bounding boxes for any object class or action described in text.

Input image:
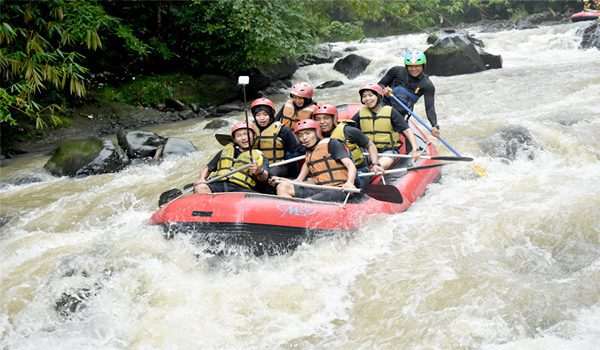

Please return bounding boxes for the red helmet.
[358,83,384,98]
[313,104,337,118]
[294,119,322,139]
[231,121,258,137]
[290,82,314,99]
[250,97,275,115]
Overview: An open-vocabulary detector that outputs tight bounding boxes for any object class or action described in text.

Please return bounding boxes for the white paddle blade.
[238,76,250,85]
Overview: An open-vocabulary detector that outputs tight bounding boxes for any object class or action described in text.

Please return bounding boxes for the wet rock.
[55,288,95,318]
[216,103,244,114]
[333,54,371,79]
[0,216,10,229]
[479,51,503,69]
[204,119,229,130]
[117,130,166,159]
[425,31,502,76]
[479,125,540,160]
[190,103,199,113]
[75,139,129,177]
[514,18,538,30]
[162,138,197,158]
[298,44,338,66]
[344,46,358,52]
[165,97,186,111]
[9,175,44,186]
[44,138,103,177]
[580,22,600,50]
[247,58,298,96]
[316,80,344,89]
[178,110,196,120]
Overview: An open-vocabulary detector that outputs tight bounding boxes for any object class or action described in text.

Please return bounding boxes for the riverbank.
[2,12,576,164]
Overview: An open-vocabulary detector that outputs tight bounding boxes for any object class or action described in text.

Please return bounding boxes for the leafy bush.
[0,1,148,132]
[322,21,365,42]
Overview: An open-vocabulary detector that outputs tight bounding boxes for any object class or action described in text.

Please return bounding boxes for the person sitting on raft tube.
[251,97,303,178]
[275,82,318,130]
[352,83,420,170]
[193,121,269,194]
[379,50,441,138]
[272,119,357,202]
[313,103,384,185]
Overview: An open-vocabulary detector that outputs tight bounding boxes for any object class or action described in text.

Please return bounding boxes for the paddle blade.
[362,184,403,204]
[159,188,183,207]
[430,156,473,162]
[215,133,232,146]
[407,163,448,172]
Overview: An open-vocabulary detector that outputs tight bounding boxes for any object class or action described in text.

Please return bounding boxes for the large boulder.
[161,138,197,158]
[580,22,600,49]
[425,31,502,76]
[298,44,343,66]
[479,125,540,160]
[75,139,129,177]
[117,130,166,159]
[246,58,298,96]
[44,138,129,177]
[333,54,371,79]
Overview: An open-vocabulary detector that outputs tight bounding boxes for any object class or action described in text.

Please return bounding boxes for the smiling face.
[296,129,318,149]
[291,95,305,107]
[361,90,379,109]
[254,110,271,128]
[313,113,335,134]
[406,64,424,77]
[233,128,255,149]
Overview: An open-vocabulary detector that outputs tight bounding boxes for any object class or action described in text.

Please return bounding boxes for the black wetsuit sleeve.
[351,112,361,129]
[328,139,351,160]
[280,126,304,156]
[422,79,438,127]
[378,66,405,87]
[343,126,370,148]
[206,150,222,172]
[391,108,410,133]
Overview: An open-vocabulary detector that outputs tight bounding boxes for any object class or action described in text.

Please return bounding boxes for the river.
[1,22,599,349]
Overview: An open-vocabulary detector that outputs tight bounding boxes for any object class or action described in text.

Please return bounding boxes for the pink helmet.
[294,118,322,139]
[313,104,337,119]
[290,82,314,99]
[250,97,275,117]
[231,121,258,137]
[358,83,384,98]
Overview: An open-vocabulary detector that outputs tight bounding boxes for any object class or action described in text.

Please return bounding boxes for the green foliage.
[0,0,148,132]
[96,73,237,108]
[170,0,316,72]
[321,21,364,42]
[98,75,174,107]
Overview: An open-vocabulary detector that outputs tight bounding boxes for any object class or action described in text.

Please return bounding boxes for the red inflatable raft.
[570,10,600,22]
[149,104,443,254]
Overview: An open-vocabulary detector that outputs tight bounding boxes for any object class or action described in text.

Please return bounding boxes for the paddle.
[239,75,253,163]
[363,152,473,162]
[215,133,232,146]
[287,180,403,204]
[389,94,463,157]
[158,163,254,206]
[157,156,306,207]
[358,163,447,177]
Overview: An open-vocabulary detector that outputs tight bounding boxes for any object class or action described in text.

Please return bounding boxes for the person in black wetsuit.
[379,50,441,138]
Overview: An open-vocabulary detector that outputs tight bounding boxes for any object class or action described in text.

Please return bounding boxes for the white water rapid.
[1,22,599,349]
